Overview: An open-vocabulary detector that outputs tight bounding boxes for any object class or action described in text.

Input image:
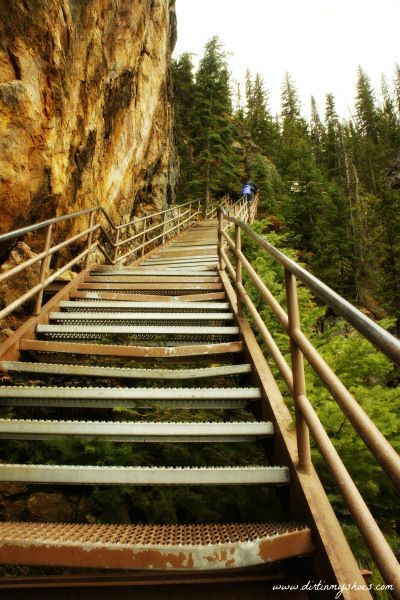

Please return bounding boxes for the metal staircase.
[0,198,399,598]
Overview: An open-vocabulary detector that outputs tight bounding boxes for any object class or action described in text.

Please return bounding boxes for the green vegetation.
[173,37,400,588]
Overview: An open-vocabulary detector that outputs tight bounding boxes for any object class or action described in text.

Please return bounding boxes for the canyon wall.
[0,0,178,235]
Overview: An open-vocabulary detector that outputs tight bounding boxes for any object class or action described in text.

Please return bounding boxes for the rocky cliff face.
[0,0,178,236]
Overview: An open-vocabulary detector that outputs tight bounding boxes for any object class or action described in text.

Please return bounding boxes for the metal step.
[69,291,227,302]
[78,283,224,291]
[20,339,245,358]
[0,397,248,410]
[59,300,230,311]
[0,386,261,401]
[0,464,290,485]
[0,361,252,380]
[89,269,220,277]
[0,522,313,570]
[36,324,240,336]
[49,311,234,322]
[85,275,221,283]
[0,419,274,442]
[143,258,218,265]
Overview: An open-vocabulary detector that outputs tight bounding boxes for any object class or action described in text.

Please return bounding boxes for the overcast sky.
[174,0,400,120]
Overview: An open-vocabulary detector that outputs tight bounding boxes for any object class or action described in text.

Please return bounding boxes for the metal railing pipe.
[297,393,400,593]
[222,220,400,487]
[0,207,98,244]
[285,270,312,472]
[234,219,400,365]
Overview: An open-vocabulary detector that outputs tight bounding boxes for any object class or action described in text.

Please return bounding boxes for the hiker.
[248,181,258,195]
[241,181,257,202]
[241,183,253,202]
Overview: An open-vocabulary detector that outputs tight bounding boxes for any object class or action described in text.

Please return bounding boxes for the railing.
[218,207,400,593]
[207,194,258,222]
[98,200,201,264]
[0,200,201,322]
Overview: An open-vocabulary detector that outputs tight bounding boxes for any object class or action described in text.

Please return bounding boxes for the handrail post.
[162,211,167,244]
[34,223,53,315]
[141,217,147,257]
[285,269,312,472]
[113,228,120,263]
[177,206,182,232]
[218,209,225,271]
[235,223,243,317]
[84,211,96,269]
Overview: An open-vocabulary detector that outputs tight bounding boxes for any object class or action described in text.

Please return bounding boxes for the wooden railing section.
[218,207,400,593]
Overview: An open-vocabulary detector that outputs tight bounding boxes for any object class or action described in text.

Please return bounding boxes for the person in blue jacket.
[241,182,257,202]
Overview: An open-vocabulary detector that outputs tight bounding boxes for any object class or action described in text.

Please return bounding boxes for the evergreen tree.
[310,96,324,165]
[172,53,196,201]
[245,73,277,154]
[355,67,379,142]
[394,63,400,116]
[323,93,342,177]
[379,75,399,152]
[191,36,238,206]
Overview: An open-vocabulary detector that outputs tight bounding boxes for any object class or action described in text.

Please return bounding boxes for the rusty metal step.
[0,522,314,570]
[0,465,290,485]
[20,339,245,358]
[69,291,227,302]
[0,419,274,442]
[79,283,224,291]
[0,361,252,380]
[89,269,220,276]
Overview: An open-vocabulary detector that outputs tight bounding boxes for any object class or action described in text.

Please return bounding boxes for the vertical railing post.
[218,209,225,271]
[84,211,96,269]
[113,228,120,263]
[141,217,147,257]
[235,223,243,317]
[177,206,182,232]
[285,269,312,472]
[34,223,53,315]
[162,210,167,244]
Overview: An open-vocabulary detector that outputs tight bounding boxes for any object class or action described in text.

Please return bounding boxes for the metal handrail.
[0,207,98,244]
[0,197,205,321]
[218,207,400,592]
[221,209,400,364]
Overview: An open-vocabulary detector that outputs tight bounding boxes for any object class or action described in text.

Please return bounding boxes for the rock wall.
[0,0,178,236]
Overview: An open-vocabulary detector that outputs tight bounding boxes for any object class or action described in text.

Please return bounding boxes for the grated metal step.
[59,300,230,311]
[49,311,234,322]
[0,386,261,401]
[20,339,245,358]
[36,324,240,337]
[0,464,290,485]
[0,361,252,380]
[0,419,274,442]
[0,521,314,570]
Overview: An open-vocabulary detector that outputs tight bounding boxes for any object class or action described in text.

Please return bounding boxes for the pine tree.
[310,96,324,164]
[323,93,342,178]
[245,73,277,153]
[355,67,379,142]
[191,36,238,206]
[379,75,399,152]
[394,64,400,116]
[172,53,196,201]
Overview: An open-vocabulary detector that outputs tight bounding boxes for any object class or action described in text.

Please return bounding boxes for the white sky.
[174,0,400,120]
